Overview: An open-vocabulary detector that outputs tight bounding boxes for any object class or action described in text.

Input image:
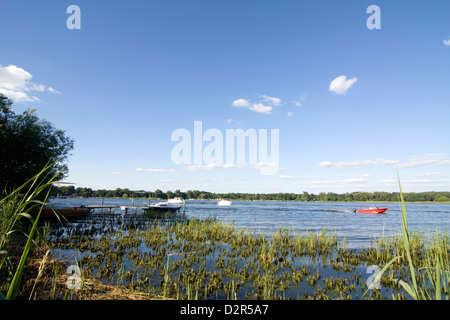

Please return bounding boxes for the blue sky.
[1,0,450,194]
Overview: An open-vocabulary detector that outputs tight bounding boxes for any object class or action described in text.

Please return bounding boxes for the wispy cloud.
[403,178,450,184]
[249,103,272,114]
[0,64,60,102]
[319,158,398,170]
[260,95,281,106]
[320,154,450,171]
[279,175,302,180]
[183,162,278,172]
[414,172,450,178]
[329,75,357,94]
[231,98,250,108]
[291,94,306,107]
[302,178,368,188]
[398,153,450,168]
[47,86,62,95]
[136,168,176,172]
[443,39,450,46]
[232,95,281,115]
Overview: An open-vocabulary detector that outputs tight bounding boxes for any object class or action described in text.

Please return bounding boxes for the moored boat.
[39,204,91,218]
[167,197,184,204]
[353,206,387,214]
[217,199,232,206]
[143,201,181,212]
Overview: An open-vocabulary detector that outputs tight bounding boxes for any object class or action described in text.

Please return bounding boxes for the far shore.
[50,196,450,204]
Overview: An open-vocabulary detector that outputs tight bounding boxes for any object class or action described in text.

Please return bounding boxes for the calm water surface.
[50,198,450,249]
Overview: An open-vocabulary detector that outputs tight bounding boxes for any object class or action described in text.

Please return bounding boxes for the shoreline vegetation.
[2,168,449,300]
[52,186,450,203]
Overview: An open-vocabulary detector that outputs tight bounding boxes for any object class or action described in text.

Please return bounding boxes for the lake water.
[49,198,450,249]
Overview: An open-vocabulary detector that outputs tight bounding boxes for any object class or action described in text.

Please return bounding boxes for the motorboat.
[38,204,91,218]
[353,206,387,214]
[217,199,232,206]
[167,197,184,204]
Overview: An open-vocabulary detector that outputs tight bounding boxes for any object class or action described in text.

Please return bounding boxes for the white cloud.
[231,95,281,114]
[404,178,450,184]
[136,168,176,172]
[398,153,450,168]
[232,98,250,108]
[342,178,366,183]
[319,160,377,169]
[183,162,278,172]
[303,178,367,185]
[414,172,450,177]
[260,95,281,106]
[292,94,306,107]
[48,87,62,95]
[319,158,399,170]
[280,175,302,180]
[249,103,272,114]
[329,75,358,94]
[0,64,60,102]
[443,39,450,46]
[184,164,243,172]
[319,154,450,172]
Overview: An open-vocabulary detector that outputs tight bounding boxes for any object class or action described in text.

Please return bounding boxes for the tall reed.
[364,172,450,300]
[0,162,62,300]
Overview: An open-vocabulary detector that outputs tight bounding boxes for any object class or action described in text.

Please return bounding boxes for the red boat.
[353,207,388,214]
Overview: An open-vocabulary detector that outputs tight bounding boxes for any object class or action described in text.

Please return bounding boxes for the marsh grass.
[50,215,364,300]
[41,176,450,300]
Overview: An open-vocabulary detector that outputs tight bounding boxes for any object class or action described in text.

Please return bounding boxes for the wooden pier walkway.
[87,205,149,213]
[87,204,184,214]
[85,198,185,214]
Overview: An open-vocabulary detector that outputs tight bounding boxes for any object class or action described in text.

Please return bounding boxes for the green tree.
[154,189,165,199]
[435,195,450,202]
[166,190,174,199]
[0,94,74,191]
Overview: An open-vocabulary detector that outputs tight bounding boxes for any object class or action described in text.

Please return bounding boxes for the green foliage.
[0,94,74,192]
[52,184,450,203]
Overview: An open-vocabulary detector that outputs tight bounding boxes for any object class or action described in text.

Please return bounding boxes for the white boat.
[144,201,181,212]
[217,199,232,206]
[167,197,184,204]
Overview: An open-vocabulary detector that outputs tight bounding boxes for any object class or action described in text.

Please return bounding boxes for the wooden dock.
[86,198,185,214]
[87,204,184,214]
[87,205,148,213]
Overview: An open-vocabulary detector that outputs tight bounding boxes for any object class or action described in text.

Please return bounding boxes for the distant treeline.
[51,186,450,202]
